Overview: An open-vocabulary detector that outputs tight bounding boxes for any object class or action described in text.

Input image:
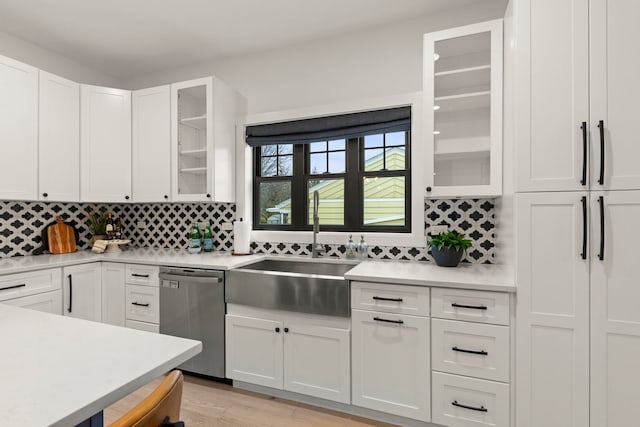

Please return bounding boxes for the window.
[253,131,411,232]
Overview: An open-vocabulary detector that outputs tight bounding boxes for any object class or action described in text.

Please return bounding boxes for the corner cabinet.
[171,77,240,202]
[80,84,132,203]
[423,19,503,198]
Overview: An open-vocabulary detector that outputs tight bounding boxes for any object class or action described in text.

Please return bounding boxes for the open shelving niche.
[432,30,492,187]
[177,86,208,195]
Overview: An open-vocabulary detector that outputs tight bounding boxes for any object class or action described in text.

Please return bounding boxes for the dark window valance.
[245,106,411,147]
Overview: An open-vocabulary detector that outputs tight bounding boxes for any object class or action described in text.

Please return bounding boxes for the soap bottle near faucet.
[358,235,368,260]
[345,235,357,259]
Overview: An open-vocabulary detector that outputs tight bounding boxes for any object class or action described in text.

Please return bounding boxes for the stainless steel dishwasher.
[159,267,225,378]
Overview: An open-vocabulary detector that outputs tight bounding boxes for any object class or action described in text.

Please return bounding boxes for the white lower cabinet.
[126,319,159,333]
[62,263,102,322]
[2,290,62,314]
[124,265,160,332]
[101,263,125,326]
[225,309,351,404]
[432,372,509,427]
[351,309,431,422]
[226,315,284,389]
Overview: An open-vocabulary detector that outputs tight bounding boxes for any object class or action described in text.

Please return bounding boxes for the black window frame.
[253,132,411,233]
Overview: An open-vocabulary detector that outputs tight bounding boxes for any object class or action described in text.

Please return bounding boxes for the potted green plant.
[428,230,472,267]
[88,208,109,244]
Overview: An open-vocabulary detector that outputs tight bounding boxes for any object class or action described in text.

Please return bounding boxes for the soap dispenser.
[345,235,357,259]
[358,235,368,260]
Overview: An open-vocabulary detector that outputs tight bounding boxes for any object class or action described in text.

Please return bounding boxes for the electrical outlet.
[429,225,449,235]
[136,221,146,230]
[221,222,233,231]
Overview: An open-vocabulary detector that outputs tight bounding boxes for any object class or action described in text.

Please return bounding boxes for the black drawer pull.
[131,302,150,307]
[373,316,404,325]
[452,346,488,356]
[598,195,605,261]
[131,273,150,278]
[598,120,605,185]
[452,400,488,413]
[580,122,587,186]
[275,327,280,333]
[0,283,26,292]
[451,303,487,310]
[68,274,73,313]
[372,296,403,302]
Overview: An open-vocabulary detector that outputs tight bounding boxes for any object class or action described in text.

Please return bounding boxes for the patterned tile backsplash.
[0,198,496,263]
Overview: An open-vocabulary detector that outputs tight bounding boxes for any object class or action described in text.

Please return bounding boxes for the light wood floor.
[104,374,397,427]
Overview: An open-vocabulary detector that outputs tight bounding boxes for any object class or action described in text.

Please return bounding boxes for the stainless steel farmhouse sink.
[225,259,356,317]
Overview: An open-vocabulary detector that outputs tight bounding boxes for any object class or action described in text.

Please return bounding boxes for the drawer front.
[125,284,159,323]
[432,372,509,427]
[0,268,61,302]
[126,319,159,333]
[1,290,62,314]
[125,264,159,286]
[432,288,510,325]
[432,319,510,382]
[351,281,429,316]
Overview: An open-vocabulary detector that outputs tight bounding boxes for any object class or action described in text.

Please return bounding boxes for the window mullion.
[345,137,361,229]
[291,144,306,229]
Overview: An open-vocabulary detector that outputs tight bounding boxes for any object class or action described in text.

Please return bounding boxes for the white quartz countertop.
[344,260,515,292]
[0,304,201,427]
[0,247,266,275]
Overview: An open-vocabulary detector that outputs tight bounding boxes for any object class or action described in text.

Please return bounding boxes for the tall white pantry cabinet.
[514,1,640,426]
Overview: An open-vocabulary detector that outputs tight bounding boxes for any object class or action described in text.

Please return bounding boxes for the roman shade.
[245,106,411,147]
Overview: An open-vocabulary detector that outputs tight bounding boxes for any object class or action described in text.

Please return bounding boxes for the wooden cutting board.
[47,217,77,254]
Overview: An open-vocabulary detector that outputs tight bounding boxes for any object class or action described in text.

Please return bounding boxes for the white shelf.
[179,167,206,175]
[435,64,490,77]
[179,148,207,158]
[434,136,490,156]
[435,90,491,102]
[180,115,206,130]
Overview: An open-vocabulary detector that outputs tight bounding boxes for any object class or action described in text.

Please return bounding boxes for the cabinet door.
[63,263,102,322]
[351,309,430,421]
[101,263,125,326]
[1,290,62,315]
[423,19,503,197]
[0,55,38,200]
[515,192,589,427]
[171,77,214,202]
[590,1,640,190]
[283,323,350,404]
[132,85,171,202]
[39,71,80,202]
[80,84,132,202]
[515,0,589,192]
[225,314,283,389]
[590,191,640,427]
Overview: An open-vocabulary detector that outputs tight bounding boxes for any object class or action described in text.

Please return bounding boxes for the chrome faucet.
[311,190,325,258]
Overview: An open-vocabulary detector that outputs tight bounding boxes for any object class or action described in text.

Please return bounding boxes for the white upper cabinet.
[39,71,80,202]
[423,19,503,198]
[132,85,171,202]
[171,76,239,202]
[0,55,38,201]
[80,84,132,203]
[589,0,640,191]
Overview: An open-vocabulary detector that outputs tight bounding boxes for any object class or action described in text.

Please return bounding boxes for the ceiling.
[0,0,506,79]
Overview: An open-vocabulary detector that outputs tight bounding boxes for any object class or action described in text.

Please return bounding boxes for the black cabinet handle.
[451,303,487,310]
[131,302,150,307]
[275,327,280,333]
[125,195,130,200]
[373,316,404,325]
[452,400,488,413]
[42,192,48,198]
[598,120,605,185]
[131,273,150,278]
[452,346,488,356]
[68,274,73,313]
[0,283,26,292]
[581,196,587,260]
[426,186,432,192]
[580,122,587,186]
[284,327,289,333]
[206,193,211,198]
[164,195,169,199]
[372,296,403,302]
[598,195,605,261]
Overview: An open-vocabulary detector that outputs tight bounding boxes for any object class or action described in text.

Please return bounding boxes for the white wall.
[0,30,120,87]
[123,4,505,114]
